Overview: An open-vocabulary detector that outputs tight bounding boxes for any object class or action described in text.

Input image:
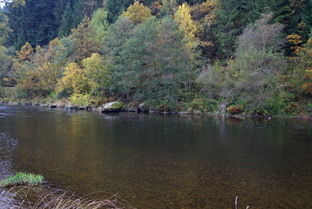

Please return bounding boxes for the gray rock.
[66,105,78,110]
[139,102,149,112]
[128,107,138,112]
[101,102,124,112]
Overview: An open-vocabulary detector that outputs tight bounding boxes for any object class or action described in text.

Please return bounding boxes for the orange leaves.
[18,42,33,61]
[287,34,304,55]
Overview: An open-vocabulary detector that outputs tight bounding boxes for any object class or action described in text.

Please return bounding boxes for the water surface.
[0,105,312,208]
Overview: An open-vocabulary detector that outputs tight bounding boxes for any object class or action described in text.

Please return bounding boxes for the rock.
[178,112,190,115]
[66,105,78,110]
[49,105,57,108]
[139,102,149,112]
[128,107,138,112]
[101,102,124,112]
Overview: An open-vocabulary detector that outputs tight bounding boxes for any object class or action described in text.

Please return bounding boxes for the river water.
[0,105,312,208]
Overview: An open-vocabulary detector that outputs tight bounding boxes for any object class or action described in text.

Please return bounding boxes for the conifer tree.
[58,2,73,37]
[71,0,84,29]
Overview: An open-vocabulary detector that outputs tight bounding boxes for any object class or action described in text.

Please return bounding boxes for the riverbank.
[1,96,311,120]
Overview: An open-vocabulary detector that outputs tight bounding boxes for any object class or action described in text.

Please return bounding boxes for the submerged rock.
[101,102,124,112]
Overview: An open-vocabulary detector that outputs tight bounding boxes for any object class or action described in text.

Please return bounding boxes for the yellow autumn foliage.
[18,42,33,61]
[122,1,152,25]
[56,62,90,95]
[174,3,201,58]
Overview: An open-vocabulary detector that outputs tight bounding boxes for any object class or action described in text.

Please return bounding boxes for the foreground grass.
[0,186,135,209]
[0,172,44,187]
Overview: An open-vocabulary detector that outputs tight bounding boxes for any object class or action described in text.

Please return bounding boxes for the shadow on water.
[1,105,312,208]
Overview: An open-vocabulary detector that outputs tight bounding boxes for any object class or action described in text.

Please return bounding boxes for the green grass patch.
[0,172,44,187]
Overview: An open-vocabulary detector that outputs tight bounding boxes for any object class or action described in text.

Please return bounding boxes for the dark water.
[1,105,312,208]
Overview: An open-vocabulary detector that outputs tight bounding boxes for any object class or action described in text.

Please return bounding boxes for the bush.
[227,104,243,114]
[69,93,92,107]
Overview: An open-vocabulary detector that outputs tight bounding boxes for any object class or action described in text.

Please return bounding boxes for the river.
[0,105,312,208]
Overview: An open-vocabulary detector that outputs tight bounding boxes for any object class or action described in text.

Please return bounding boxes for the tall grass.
[0,186,135,209]
[0,172,44,187]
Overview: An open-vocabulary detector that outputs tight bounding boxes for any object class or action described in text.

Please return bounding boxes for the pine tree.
[213,0,241,59]
[58,2,73,37]
[71,0,84,29]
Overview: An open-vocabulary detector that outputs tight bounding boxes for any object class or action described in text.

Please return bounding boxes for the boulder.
[101,102,124,112]
[138,102,149,112]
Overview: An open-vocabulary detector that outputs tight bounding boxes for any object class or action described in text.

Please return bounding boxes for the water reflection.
[0,105,312,208]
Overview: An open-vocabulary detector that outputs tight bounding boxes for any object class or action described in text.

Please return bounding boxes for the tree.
[111,16,191,103]
[0,46,12,87]
[121,1,152,25]
[82,53,110,96]
[58,1,73,37]
[71,0,84,29]
[174,3,200,55]
[32,38,66,91]
[233,13,286,113]
[235,12,284,54]
[0,10,13,46]
[106,0,134,23]
[71,16,99,64]
[161,0,177,16]
[56,62,90,95]
[90,8,109,45]
[213,0,241,58]
[18,41,33,61]
[8,0,58,48]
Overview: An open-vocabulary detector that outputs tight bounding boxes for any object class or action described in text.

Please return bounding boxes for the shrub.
[69,93,92,107]
[227,104,243,114]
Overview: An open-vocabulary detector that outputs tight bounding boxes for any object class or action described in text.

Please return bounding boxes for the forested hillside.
[0,0,312,116]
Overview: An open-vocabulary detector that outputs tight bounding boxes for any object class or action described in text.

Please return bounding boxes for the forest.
[0,0,312,116]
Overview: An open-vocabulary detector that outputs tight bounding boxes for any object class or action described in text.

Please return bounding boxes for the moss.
[111,102,123,110]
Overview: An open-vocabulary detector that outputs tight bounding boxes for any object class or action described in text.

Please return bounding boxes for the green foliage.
[58,1,73,38]
[106,0,134,23]
[0,10,12,46]
[308,102,312,112]
[0,46,12,86]
[196,61,237,103]
[0,172,44,187]
[71,17,99,64]
[107,16,191,103]
[9,0,57,48]
[90,8,109,45]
